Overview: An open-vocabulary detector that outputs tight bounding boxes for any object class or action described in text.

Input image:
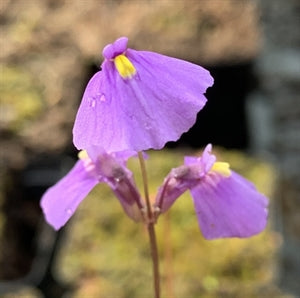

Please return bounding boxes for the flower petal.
[86,145,138,168]
[40,160,98,230]
[190,172,268,239]
[95,152,144,222]
[102,36,128,59]
[155,145,215,214]
[72,71,108,151]
[155,165,200,213]
[73,42,213,152]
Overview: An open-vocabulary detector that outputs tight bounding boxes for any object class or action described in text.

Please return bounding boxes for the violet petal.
[95,152,144,221]
[40,160,98,230]
[191,172,269,239]
[102,36,128,59]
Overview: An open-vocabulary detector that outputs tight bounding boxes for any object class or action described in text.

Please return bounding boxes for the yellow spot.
[211,162,231,177]
[114,54,136,79]
[78,150,89,160]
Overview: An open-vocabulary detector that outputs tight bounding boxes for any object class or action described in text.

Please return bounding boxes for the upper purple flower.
[73,37,214,153]
[155,144,269,239]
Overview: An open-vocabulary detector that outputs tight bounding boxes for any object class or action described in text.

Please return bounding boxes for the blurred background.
[0,0,299,297]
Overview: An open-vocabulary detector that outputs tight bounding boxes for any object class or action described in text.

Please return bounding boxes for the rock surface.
[248,0,300,295]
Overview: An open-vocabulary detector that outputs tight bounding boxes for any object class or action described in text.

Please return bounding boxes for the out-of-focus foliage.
[51,149,288,297]
[0,65,43,132]
[2,286,43,298]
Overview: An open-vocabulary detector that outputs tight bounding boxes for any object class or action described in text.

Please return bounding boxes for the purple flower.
[73,37,214,153]
[40,148,144,230]
[155,144,269,239]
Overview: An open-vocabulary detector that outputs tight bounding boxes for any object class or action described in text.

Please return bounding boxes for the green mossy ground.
[0,66,44,132]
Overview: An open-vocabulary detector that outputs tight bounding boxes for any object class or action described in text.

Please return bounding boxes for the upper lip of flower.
[102,36,129,60]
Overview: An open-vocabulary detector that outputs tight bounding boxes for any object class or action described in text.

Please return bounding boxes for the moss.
[0,65,44,132]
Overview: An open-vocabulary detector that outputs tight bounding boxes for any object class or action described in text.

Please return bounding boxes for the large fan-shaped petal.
[73,43,213,152]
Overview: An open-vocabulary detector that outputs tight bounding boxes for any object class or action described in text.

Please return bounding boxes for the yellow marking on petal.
[78,150,89,160]
[211,162,231,177]
[114,54,136,79]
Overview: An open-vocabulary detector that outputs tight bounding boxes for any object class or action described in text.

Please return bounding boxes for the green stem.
[138,152,152,219]
[138,152,160,298]
[147,222,160,298]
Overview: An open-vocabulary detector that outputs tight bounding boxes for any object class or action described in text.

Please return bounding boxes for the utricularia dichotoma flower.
[73,37,214,153]
[40,145,268,239]
[154,144,268,239]
[41,148,144,230]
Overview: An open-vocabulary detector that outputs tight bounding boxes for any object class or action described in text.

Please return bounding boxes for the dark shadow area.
[168,62,257,150]
[0,155,74,297]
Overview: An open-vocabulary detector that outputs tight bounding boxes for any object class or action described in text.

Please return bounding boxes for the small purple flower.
[155,144,269,239]
[40,148,144,230]
[73,37,214,153]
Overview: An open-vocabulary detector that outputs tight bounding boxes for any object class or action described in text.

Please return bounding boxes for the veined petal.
[128,49,213,94]
[191,171,269,239]
[110,177,144,222]
[93,151,144,221]
[185,144,216,174]
[40,160,98,230]
[72,72,107,151]
[72,37,214,152]
[155,165,201,213]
